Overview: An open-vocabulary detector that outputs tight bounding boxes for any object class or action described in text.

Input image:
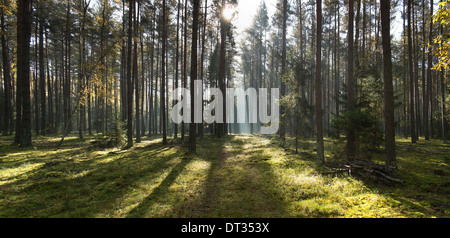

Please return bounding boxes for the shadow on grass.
[125,158,191,218]
[182,135,288,218]
[0,136,187,218]
[5,133,447,217]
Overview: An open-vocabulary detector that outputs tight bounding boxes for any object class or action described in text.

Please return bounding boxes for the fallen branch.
[322,160,404,186]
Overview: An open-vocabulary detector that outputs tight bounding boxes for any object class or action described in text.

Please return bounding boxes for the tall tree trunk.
[380,0,397,170]
[440,23,447,143]
[127,0,134,148]
[64,1,72,135]
[315,0,324,164]
[46,29,53,134]
[218,0,227,138]
[149,12,155,136]
[1,6,12,136]
[346,0,357,159]
[190,0,200,152]
[412,2,421,138]
[139,4,146,137]
[279,0,288,141]
[161,0,167,145]
[39,0,46,135]
[155,41,159,135]
[16,0,33,147]
[78,0,88,139]
[426,0,433,141]
[34,14,39,136]
[54,44,60,134]
[174,0,181,140]
[121,0,127,123]
[182,0,188,140]
[422,0,427,140]
[408,0,417,143]
[199,0,208,139]
[134,0,141,143]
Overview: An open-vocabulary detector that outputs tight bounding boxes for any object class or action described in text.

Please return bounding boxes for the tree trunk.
[380,0,397,170]
[408,0,417,143]
[422,0,427,140]
[64,1,72,135]
[316,0,324,164]
[279,0,288,141]
[127,0,134,148]
[174,0,181,140]
[199,0,208,139]
[190,0,200,152]
[34,15,39,136]
[46,29,53,134]
[149,11,155,136]
[426,0,433,141]
[16,0,33,147]
[161,0,167,145]
[182,0,188,140]
[346,0,356,159]
[412,2,421,139]
[218,0,227,138]
[1,6,12,136]
[440,23,447,143]
[39,0,46,135]
[134,0,141,143]
[121,0,127,123]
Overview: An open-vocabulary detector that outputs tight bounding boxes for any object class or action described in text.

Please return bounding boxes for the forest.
[0,0,449,218]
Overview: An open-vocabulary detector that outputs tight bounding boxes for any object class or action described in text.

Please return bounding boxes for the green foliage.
[330,74,385,154]
[330,109,384,152]
[432,0,450,71]
[282,50,314,137]
[92,119,126,149]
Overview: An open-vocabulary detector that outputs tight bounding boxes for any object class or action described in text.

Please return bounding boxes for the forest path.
[187,135,288,218]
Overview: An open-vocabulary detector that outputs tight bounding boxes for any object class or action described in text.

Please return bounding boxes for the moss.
[0,134,448,218]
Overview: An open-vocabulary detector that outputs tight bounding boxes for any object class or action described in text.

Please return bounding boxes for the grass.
[0,134,448,218]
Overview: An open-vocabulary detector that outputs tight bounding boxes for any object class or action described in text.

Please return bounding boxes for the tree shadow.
[181,135,288,218]
[125,158,191,218]
[0,137,186,218]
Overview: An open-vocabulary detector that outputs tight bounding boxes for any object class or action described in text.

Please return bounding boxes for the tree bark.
[408,0,417,143]
[190,0,200,152]
[279,0,288,141]
[1,6,12,136]
[316,0,324,164]
[134,0,141,143]
[39,0,46,135]
[173,0,181,140]
[182,0,188,140]
[426,0,433,141]
[380,0,397,170]
[161,0,167,145]
[127,0,134,148]
[217,0,227,138]
[346,0,356,159]
[440,23,447,143]
[199,0,208,139]
[16,0,33,147]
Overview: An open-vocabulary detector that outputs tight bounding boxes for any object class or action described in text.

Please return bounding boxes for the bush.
[330,108,384,155]
[93,119,126,149]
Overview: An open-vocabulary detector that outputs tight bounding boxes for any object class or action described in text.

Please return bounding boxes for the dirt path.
[190,136,287,218]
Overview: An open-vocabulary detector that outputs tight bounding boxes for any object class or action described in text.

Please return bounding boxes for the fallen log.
[322,160,405,185]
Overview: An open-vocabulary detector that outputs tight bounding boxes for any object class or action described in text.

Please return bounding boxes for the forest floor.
[0,134,448,218]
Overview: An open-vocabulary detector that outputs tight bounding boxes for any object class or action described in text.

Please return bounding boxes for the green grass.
[0,134,448,218]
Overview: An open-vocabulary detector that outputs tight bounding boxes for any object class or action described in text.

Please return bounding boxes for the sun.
[222,4,236,21]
